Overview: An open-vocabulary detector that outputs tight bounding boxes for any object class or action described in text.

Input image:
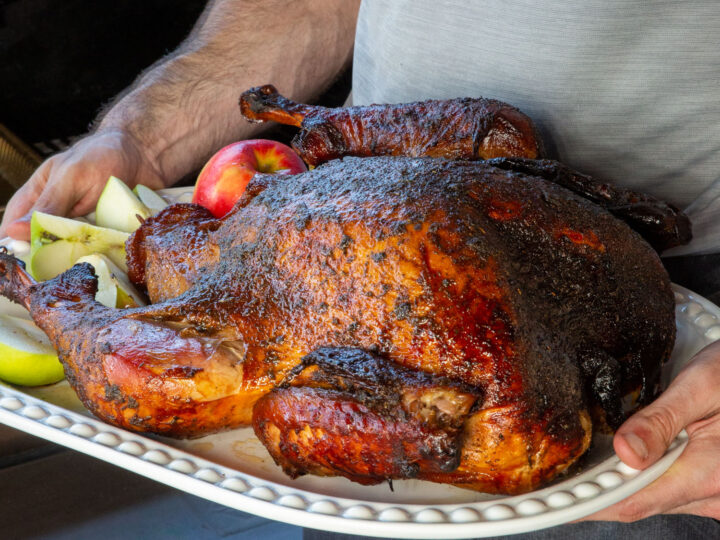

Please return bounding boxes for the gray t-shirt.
[352,0,720,256]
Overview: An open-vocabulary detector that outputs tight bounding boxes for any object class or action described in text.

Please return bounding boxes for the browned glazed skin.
[127,204,220,301]
[486,157,692,252]
[240,85,543,166]
[254,347,480,484]
[0,156,679,493]
[253,347,590,493]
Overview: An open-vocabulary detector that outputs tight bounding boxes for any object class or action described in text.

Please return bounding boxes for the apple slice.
[133,185,168,216]
[30,211,130,281]
[76,254,147,308]
[96,176,152,232]
[0,315,64,386]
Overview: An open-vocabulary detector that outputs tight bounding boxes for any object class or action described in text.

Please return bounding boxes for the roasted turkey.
[0,91,691,494]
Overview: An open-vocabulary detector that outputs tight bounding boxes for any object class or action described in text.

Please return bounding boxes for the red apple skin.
[192,139,307,218]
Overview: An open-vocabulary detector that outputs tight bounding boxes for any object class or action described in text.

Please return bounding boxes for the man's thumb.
[3,213,33,241]
[5,185,77,241]
[614,349,720,469]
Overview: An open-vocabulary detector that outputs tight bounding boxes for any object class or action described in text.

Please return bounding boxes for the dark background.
[0,0,350,157]
[0,0,207,144]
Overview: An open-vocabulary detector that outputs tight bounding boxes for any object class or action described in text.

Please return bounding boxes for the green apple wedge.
[0,315,64,386]
[30,211,130,281]
[96,176,152,232]
[133,184,168,216]
[76,254,147,308]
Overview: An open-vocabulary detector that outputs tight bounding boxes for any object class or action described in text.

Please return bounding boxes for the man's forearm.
[97,0,360,186]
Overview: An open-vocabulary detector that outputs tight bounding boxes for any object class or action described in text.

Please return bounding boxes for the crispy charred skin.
[254,348,479,483]
[0,156,680,493]
[487,157,693,252]
[240,85,543,166]
[254,347,590,493]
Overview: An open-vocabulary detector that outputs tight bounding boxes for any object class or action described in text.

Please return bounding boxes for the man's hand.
[0,131,165,241]
[586,340,720,521]
[0,0,359,241]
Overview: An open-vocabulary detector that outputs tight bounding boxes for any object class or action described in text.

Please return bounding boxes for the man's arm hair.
[96,0,360,185]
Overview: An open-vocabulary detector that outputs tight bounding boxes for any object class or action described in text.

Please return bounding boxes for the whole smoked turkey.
[0,90,691,494]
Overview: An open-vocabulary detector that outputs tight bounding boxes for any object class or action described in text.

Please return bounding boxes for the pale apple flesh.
[76,254,147,309]
[133,185,168,215]
[30,212,130,281]
[0,315,64,386]
[96,176,152,233]
[192,139,307,218]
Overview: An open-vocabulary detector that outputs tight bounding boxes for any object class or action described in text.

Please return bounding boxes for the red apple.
[192,139,307,217]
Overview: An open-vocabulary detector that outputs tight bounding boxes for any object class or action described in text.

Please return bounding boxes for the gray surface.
[303,516,720,540]
[0,425,301,540]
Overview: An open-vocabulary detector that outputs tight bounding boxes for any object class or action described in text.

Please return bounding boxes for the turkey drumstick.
[238,86,690,252]
[240,85,543,166]
[0,255,262,437]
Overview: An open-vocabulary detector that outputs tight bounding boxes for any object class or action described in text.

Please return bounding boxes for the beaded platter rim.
[0,187,711,538]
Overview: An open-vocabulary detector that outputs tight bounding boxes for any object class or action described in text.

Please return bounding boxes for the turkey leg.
[240,84,310,127]
[240,85,543,166]
[0,251,265,436]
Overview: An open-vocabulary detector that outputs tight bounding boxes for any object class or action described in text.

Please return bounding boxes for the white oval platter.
[0,188,713,538]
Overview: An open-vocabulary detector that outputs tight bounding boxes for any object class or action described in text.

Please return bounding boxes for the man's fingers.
[583,433,720,521]
[3,165,84,241]
[614,344,720,469]
[30,175,82,218]
[2,187,76,241]
[0,154,81,240]
[0,162,52,239]
[1,150,110,240]
[584,346,720,523]
[3,216,32,241]
[667,495,720,520]
[0,130,166,242]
